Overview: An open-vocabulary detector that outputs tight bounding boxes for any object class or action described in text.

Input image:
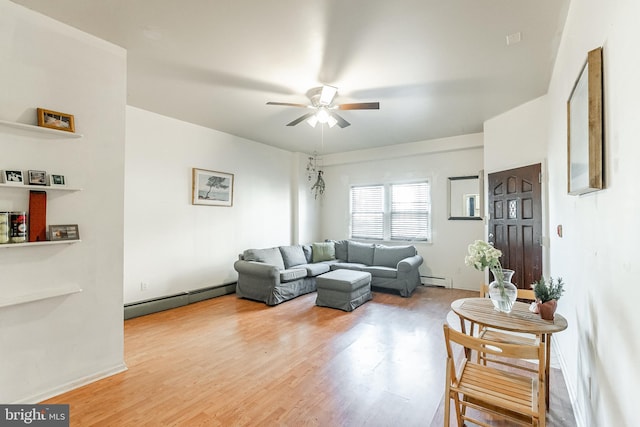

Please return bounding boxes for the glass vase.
[488,269,518,313]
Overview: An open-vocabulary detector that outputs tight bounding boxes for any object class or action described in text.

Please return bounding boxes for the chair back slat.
[444,323,542,363]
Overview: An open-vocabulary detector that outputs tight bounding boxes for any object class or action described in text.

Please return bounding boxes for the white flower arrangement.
[465,240,502,272]
[465,240,512,310]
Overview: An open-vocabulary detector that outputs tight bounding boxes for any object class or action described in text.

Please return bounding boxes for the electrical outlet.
[140,282,148,291]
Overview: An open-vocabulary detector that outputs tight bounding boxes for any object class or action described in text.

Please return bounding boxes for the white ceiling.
[12,0,570,154]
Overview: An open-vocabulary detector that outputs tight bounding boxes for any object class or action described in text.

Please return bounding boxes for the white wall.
[485,1,640,425]
[545,0,640,425]
[484,95,549,174]
[320,134,485,290]
[124,107,298,304]
[0,1,126,403]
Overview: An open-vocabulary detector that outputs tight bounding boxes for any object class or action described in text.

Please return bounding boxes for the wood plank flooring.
[42,286,576,426]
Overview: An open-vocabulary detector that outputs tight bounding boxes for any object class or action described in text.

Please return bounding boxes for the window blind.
[350,185,384,240]
[391,182,430,241]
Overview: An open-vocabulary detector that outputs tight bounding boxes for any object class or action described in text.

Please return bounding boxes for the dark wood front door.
[488,164,542,289]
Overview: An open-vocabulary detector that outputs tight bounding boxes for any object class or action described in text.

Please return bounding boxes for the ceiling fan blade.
[286,112,316,126]
[319,85,338,105]
[338,102,380,110]
[266,101,310,108]
[331,112,351,128]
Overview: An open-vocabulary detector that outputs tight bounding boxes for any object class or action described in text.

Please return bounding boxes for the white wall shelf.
[0,285,83,308]
[0,183,82,192]
[0,119,83,139]
[0,240,81,249]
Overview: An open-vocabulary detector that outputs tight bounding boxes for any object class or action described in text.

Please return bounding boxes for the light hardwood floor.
[43,286,576,426]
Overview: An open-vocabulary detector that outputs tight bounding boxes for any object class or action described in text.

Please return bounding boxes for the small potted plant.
[531,277,565,320]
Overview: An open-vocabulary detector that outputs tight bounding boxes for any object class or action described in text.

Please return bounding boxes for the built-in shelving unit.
[0,285,83,308]
[0,119,83,139]
[0,117,83,251]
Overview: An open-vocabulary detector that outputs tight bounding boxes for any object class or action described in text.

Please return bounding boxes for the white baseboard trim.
[14,363,128,404]
[553,335,585,427]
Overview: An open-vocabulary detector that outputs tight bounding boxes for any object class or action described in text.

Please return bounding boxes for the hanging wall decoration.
[192,168,234,207]
[567,47,604,195]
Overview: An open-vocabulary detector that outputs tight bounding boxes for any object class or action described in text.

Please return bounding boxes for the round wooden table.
[450,297,568,408]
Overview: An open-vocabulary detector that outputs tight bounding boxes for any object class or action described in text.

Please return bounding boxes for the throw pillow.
[279,245,308,269]
[302,244,313,263]
[312,241,336,262]
[329,239,349,261]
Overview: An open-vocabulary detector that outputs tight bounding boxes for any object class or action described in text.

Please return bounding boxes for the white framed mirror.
[448,175,482,220]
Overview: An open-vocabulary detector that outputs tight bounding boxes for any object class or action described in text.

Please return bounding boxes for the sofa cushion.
[302,244,313,263]
[298,263,331,277]
[279,245,308,269]
[312,241,336,262]
[330,262,367,271]
[362,265,398,279]
[329,239,349,261]
[373,245,417,268]
[347,241,375,265]
[243,247,285,270]
[280,268,308,282]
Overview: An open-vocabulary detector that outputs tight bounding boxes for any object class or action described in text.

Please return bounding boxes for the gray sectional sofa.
[233,239,424,306]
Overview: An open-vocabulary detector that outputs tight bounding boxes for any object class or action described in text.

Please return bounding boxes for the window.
[350,181,431,241]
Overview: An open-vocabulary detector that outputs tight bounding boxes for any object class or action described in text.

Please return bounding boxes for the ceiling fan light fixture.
[306,115,318,128]
[327,115,338,128]
[316,107,330,123]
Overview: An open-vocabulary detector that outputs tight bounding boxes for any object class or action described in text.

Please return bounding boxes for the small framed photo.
[2,170,24,185]
[49,224,80,241]
[49,174,66,187]
[28,170,47,186]
[192,168,234,207]
[37,108,75,133]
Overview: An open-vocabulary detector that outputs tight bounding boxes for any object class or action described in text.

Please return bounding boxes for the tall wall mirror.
[448,175,482,220]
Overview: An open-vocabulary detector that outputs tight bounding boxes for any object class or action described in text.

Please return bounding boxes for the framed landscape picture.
[192,168,234,207]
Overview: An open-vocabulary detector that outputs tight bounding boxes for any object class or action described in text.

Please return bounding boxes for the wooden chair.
[443,323,546,427]
[477,284,538,372]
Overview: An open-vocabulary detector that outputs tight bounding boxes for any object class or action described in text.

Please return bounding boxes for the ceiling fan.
[266,85,379,128]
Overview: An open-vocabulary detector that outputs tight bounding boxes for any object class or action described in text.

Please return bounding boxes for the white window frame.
[350,180,431,242]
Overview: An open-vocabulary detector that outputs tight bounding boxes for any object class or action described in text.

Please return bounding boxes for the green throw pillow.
[312,242,336,262]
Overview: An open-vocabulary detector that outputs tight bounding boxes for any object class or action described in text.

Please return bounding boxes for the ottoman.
[315,270,372,312]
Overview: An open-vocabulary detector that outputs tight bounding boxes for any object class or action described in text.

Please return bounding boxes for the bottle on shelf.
[0,212,9,244]
[9,211,27,243]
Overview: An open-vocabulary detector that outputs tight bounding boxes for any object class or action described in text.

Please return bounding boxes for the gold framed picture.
[37,108,75,133]
[567,47,604,195]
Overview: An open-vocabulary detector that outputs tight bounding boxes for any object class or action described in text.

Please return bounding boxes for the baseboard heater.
[124,283,236,320]
[421,275,451,288]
